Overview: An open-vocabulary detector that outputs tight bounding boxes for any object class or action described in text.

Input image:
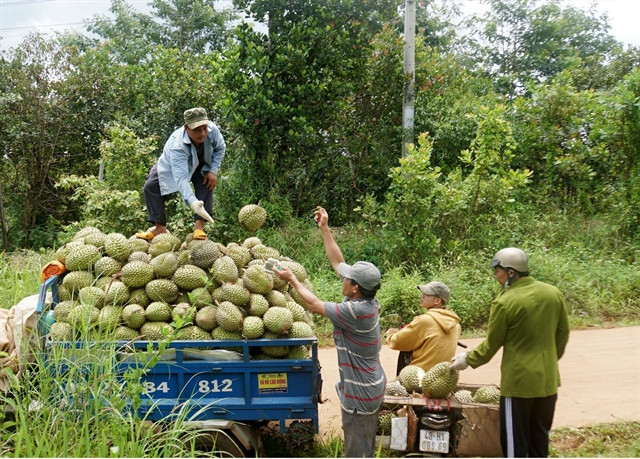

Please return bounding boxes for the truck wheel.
[193,430,254,458]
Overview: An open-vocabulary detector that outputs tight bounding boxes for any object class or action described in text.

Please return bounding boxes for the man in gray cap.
[274,205,386,458]
[137,107,225,241]
[385,281,461,375]
[450,247,570,458]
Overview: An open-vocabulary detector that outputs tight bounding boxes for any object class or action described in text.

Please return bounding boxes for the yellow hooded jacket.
[388,308,461,372]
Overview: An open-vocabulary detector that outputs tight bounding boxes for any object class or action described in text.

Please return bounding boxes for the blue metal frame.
[37,275,320,433]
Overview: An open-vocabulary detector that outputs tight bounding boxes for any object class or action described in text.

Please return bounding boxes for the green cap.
[184,107,209,130]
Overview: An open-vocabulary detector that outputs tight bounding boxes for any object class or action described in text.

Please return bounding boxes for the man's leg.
[501,396,534,457]
[342,408,379,457]
[141,165,168,235]
[528,394,557,457]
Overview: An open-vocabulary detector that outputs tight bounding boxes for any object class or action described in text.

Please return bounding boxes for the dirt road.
[315,326,640,440]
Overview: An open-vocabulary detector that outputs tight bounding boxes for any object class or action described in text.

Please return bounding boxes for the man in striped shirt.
[274,206,387,457]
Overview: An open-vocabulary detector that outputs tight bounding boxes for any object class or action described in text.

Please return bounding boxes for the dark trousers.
[143,164,212,225]
[341,407,380,457]
[500,394,557,457]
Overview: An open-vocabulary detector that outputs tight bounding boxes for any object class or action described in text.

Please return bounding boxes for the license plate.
[419,429,449,453]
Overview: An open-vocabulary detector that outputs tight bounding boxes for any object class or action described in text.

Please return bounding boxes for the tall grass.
[0,334,230,457]
[0,250,52,309]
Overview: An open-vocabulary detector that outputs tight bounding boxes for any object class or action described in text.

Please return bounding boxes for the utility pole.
[402,0,416,157]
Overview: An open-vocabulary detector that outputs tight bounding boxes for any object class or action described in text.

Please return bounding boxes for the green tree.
[509,72,607,209]
[56,124,157,236]
[0,34,92,249]
[470,0,618,97]
[88,0,235,62]
[378,106,531,265]
[415,0,461,51]
[146,0,235,52]
[220,0,399,223]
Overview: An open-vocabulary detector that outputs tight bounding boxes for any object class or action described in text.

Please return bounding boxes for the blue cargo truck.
[36,275,320,456]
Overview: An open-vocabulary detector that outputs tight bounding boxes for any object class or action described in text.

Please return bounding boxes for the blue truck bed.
[36,275,320,433]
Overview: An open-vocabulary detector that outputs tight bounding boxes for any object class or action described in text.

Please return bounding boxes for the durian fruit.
[114,325,140,341]
[195,305,218,331]
[145,302,173,322]
[378,411,395,435]
[150,252,179,278]
[175,325,212,340]
[50,322,74,341]
[102,280,130,306]
[288,345,310,359]
[248,294,270,317]
[172,303,197,323]
[188,240,222,269]
[65,244,101,271]
[242,316,265,339]
[104,232,132,262]
[122,304,146,330]
[472,385,500,405]
[216,301,244,332]
[78,286,105,308]
[62,271,94,293]
[211,256,239,283]
[43,207,319,357]
[421,361,459,399]
[242,264,273,294]
[260,331,289,357]
[72,226,102,242]
[238,204,267,231]
[289,321,314,338]
[140,321,174,340]
[172,264,208,291]
[454,389,474,404]
[145,279,179,303]
[242,237,262,249]
[399,364,425,393]
[263,306,293,334]
[128,251,152,263]
[120,261,155,288]
[94,256,122,278]
[98,305,123,331]
[385,380,410,397]
[224,243,252,270]
[218,282,251,307]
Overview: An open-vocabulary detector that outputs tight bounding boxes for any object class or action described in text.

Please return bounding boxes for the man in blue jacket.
[451,247,570,457]
[137,107,225,241]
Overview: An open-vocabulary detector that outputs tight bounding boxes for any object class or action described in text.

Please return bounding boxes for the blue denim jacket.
[156,121,225,205]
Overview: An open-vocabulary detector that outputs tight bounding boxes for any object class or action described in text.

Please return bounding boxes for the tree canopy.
[0,0,638,254]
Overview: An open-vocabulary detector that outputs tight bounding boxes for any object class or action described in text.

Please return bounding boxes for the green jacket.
[467,276,570,398]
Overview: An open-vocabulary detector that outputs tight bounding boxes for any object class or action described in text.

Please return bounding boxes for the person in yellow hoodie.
[385,281,461,375]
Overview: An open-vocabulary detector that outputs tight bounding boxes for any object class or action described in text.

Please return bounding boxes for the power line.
[0,20,100,32]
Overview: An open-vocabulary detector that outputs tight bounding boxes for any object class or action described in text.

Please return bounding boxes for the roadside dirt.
[315,326,640,441]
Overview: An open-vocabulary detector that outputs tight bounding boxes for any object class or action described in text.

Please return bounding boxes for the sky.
[0,0,639,53]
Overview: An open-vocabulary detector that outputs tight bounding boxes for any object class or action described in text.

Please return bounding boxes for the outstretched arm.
[273,266,326,316]
[314,206,344,275]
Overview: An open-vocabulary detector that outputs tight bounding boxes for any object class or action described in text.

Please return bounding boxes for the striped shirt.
[324,297,387,414]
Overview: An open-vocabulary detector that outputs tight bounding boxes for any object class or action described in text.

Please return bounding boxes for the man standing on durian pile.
[273,206,386,458]
[450,247,570,458]
[385,281,461,375]
[137,107,225,241]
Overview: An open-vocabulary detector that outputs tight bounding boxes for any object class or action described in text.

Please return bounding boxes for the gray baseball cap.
[184,107,209,130]
[417,281,451,303]
[337,261,381,290]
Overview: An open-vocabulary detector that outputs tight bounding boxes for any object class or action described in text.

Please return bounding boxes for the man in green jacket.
[451,247,570,457]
